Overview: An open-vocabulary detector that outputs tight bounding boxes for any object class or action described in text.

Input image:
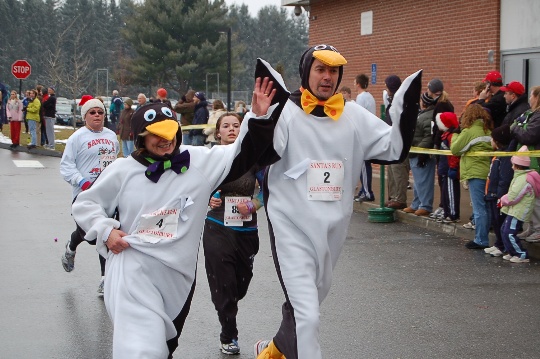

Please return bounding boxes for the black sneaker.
[465,240,488,250]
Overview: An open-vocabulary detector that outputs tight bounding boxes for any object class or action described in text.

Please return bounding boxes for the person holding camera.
[476,71,507,128]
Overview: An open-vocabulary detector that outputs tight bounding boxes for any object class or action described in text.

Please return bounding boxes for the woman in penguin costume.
[252,45,422,359]
[72,78,277,359]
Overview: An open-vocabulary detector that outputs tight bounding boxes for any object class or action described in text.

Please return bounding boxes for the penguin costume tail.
[254,58,291,121]
[253,58,291,166]
[374,69,423,165]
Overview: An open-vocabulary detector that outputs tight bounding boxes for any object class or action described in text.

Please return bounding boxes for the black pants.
[202,220,259,344]
[69,224,106,276]
[166,280,196,358]
[487,200,507,250]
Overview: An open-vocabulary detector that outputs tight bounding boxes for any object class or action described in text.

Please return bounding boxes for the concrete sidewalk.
[357,164,540,260]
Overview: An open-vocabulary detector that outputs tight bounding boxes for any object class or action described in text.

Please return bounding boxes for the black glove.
[417,154,430,168]
[449,126,461,134]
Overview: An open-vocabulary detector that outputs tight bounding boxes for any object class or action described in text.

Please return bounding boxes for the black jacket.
[42,94,56,118]
[502,94,530,126]
[476,90,507,128]
[190,101,209,136]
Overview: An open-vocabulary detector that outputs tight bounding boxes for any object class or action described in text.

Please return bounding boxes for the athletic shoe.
[254,340,271,358]
[489,248,504,257]
[517,227,533,239]
[510,256,530,263]
[525,232,540,243]
[429,207,443,219]
[61,240,76,272]
[484,246,499,254]
[462,222,474,230]
[354,193,374,203]
[464,240,488,250]
[442,217,460,224]
[97,277,105,294]
[221,339,240,355]
[503,254,513,261]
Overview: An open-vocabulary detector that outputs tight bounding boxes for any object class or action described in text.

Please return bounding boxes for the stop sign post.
[11,60,31,96]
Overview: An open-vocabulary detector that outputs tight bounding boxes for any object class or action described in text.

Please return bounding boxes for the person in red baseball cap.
[477,70,507,127]
[501,81,530,126]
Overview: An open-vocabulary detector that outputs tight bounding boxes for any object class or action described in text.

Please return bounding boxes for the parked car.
[57,99,83,127]
[55,102,74,126]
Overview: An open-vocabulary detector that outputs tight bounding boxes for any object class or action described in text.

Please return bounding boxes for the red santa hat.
[435,112,459,132]
[78,95,94,107]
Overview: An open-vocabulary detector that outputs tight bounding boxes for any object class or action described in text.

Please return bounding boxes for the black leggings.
[69,224,106,276]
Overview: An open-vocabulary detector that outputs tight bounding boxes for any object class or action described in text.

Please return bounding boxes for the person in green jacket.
[499,146,540,263]
[451,104,493,249]
[25,89,41,149]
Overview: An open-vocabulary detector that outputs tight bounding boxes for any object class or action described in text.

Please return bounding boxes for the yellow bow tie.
[300,88,344,121]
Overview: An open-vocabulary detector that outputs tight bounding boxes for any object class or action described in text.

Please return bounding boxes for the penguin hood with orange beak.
[132,103,182,155]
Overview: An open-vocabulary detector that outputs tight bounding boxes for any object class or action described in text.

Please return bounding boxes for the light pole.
[226,27,231,111]
[218,27,232,111]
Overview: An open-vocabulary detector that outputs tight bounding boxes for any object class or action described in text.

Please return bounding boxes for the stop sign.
[12,60,32,80]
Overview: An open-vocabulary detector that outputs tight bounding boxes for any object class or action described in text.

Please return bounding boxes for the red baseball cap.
[483,71,503,85]
[500,81,525,96]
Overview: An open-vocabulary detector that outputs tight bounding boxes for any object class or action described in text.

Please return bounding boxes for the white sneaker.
[429,207,443,219]
[97,277,105,294]
[503,254,513,261]
[510,256,530,263]
[525,232,540,243]
[253,340,271,358]
[462,222,474,230]
[484,246,498,254]
[490,248,504,257]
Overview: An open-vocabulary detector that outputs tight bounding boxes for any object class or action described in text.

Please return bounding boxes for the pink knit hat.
[511,145,531,167]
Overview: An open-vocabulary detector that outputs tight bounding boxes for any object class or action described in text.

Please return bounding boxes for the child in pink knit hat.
[499,146,540,263]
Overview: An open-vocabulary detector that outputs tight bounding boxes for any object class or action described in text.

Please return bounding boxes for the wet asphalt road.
[1,148,540,359]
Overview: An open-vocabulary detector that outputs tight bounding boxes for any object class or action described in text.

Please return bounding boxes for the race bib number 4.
[307,160,344,201]
[224,196,252,226]
[134,208,179,243]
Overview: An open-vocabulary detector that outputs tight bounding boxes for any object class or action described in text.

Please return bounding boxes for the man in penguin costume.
[253,45,422,359]
[72,78,278,358]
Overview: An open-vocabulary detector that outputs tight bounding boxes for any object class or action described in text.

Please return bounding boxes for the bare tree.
[46,16,93,99]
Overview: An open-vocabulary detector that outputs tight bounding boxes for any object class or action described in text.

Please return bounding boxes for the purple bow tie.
[145,150,190,183]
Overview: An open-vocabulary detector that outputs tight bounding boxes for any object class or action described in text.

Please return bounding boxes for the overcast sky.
[225,0,288,16]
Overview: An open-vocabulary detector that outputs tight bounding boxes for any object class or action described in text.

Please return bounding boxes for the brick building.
[283,0,540,117]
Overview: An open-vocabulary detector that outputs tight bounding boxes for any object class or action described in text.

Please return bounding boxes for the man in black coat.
[501,81,530,126]
[476,71,507,128]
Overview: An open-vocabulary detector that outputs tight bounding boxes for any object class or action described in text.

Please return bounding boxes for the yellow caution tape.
[181,124,213,130]
[409,146,540,157]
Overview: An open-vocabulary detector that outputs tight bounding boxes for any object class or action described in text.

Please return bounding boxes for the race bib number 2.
[307,160,344,201]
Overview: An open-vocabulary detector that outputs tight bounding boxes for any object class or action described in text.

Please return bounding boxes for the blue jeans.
[409,156,435,212]
[468,178,491,247]
[28,120,37,146]
[189,134,206,146]
[182,132,191,145]
[122,140,134,157]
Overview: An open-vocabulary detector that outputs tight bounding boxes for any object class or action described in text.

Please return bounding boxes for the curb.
[0,142,62,158]
[354,201,540,261]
